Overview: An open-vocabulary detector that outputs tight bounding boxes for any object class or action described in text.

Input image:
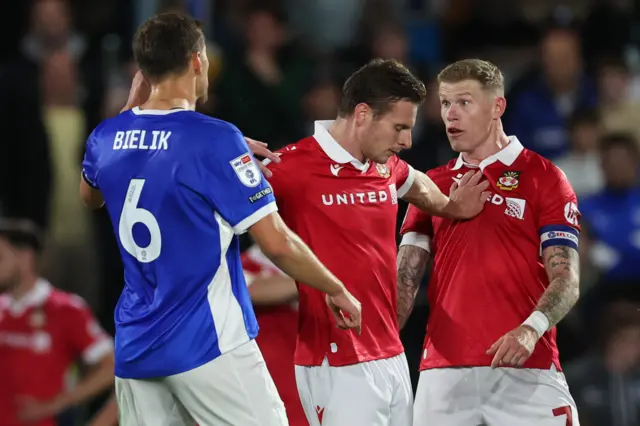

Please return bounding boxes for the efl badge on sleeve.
[376,163,391,178]
[497,171,520,191]
[230,153,262,188]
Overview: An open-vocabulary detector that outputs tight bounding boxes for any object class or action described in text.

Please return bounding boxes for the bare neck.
[328,118,366,162]
[9,274,38,301]
[143,78,198,111]
[461,123,510,166]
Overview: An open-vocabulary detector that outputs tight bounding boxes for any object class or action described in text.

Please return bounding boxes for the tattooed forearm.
[396,245,432,329]
[536,245,580,328]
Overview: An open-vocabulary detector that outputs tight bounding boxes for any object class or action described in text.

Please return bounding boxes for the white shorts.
[413,366,579,426]
[294,353,413,426]
[115,340,288,426]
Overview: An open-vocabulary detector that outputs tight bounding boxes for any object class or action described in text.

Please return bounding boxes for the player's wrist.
[522,311,550,339]
[327,283,346,298]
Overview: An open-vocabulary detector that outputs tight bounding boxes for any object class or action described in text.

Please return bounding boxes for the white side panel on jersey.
[207,213,251,353]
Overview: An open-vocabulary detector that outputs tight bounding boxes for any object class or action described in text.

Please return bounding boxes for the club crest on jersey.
[376,163,390,178]
[29,309,46,328]
[497,171,520,191]
[230,153,261,187]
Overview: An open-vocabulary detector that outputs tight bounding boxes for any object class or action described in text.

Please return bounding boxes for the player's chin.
[449,138,472,153]
[375,151,395,164]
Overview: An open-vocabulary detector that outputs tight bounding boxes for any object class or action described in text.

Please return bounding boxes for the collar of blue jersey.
[1,278,52,317]
[131,106,186,115]
[314,121,371,172]
[452,136,524,171]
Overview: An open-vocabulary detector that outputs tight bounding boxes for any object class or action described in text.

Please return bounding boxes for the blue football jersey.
[82,107,277,379]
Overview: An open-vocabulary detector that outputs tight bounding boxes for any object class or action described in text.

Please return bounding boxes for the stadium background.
[1,0,639,424]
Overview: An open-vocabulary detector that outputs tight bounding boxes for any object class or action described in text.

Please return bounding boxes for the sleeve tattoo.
[396,245,432,329]
[537,245,580,328]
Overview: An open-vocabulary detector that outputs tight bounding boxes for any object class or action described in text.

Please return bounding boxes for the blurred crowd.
[1,0,640,424]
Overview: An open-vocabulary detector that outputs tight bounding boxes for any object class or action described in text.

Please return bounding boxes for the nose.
[399,130,412,149]
[446,105,458,122]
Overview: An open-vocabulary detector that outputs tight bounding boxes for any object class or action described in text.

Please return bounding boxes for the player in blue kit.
[79,13,361,426]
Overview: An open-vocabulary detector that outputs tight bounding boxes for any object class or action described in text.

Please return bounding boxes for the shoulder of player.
[418,161,457,188]
[46,289,92,314]
[520,149,569,184]
[266,137,315,170]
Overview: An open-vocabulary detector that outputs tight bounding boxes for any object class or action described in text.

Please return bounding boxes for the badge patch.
[376,163,390,178]
[497,171,520,191]
[230,153,261,187]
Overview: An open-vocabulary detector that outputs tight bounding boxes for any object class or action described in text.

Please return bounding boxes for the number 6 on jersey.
[119,179,162,263]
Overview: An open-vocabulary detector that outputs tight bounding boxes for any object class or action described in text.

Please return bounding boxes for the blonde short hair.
[438,59,504,94]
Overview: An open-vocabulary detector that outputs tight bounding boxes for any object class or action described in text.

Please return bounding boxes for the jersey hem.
[419,358,562,372]
[294,345,404,367]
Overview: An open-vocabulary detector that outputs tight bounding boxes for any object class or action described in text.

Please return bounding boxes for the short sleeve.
[81,130,100,189]
[63,296,113,365]
[399,205,433,252]
[537,165,581,251]
[199,126,277,234]
[393,158,416,198]
[263,145,299,204]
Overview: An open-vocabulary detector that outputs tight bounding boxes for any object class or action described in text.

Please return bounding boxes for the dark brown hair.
[437,59,504,92]
[338,59,426,117]
[132,13,205,82]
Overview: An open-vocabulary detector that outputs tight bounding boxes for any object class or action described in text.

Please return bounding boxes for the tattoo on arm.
[537,245,580,328]
[396,245,432,329]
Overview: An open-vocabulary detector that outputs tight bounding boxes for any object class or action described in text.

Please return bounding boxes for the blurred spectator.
[504,26,598,159]
[214,5,311,149]
[242,245,308,426]
[580,133,640,282]
[582,0,635,66]
[555,108,604,198]
[0,218,114,426]
[303,78,341,133]
[565,300,640,426]
[597,56,640,147]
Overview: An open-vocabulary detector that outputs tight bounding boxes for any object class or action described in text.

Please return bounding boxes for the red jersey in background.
[0,279,113,426]
[241,245,308,426]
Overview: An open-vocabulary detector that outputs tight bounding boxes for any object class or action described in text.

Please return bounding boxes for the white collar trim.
[131,107,187,115]
[452,136,524,171]
[1,278,52,317]
[313,121,370,171]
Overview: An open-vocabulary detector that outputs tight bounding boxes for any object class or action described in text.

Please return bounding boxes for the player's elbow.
[248,212,295,260]
[79,180,105,210]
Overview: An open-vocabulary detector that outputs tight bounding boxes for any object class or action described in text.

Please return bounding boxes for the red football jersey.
[400,137,580,371]
[266,120,416,367]
[241,245,308,426]
[0,279,113,426]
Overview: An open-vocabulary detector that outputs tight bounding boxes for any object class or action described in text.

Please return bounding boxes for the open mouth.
[447,128,463,136]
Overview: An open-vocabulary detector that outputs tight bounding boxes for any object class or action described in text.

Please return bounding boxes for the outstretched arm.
[396,243,432,329]
[402,170,489,220]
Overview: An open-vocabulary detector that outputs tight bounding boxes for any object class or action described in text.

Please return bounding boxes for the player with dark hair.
[398,59,582,425]
[0,218,114,426]
[265,58,490,426]
[79,13,361,426]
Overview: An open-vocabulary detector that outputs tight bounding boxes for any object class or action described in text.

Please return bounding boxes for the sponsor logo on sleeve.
[230,153,261,187]
[249,187,273,203]
[564,202,580,226]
